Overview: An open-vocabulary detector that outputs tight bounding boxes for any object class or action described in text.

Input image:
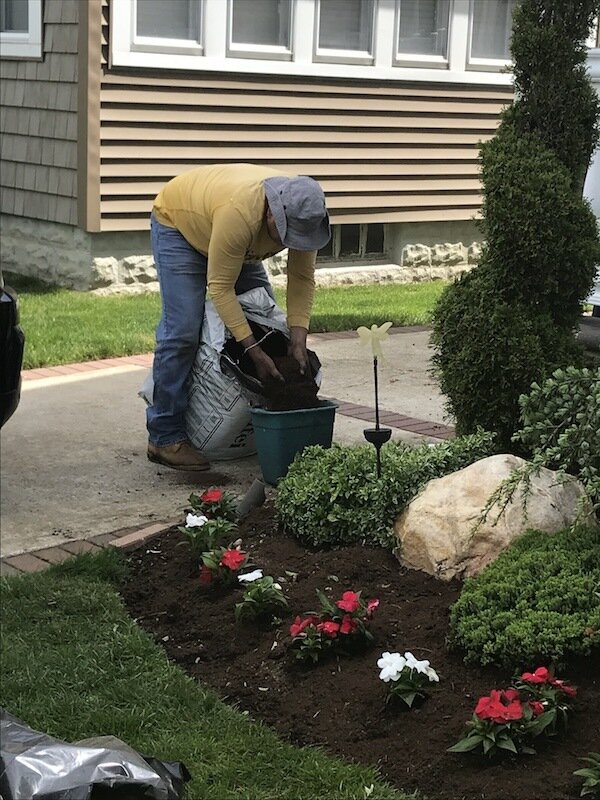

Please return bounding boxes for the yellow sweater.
[153,163,316,342]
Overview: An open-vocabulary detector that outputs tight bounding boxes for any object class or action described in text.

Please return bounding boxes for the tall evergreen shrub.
[431,0,600,450]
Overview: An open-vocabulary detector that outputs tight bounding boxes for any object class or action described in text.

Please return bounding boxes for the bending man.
[147,163,331,472]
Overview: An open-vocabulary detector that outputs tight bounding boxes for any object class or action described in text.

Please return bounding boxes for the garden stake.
[363,353,391,478]
[357,322,394,479]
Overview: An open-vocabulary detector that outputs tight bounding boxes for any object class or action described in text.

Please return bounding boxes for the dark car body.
[0,276,25,428]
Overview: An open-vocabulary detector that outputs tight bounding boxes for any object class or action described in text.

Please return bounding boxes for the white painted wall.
[584,48,600,306]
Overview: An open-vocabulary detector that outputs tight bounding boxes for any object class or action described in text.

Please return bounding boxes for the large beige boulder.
[394,454,589,581]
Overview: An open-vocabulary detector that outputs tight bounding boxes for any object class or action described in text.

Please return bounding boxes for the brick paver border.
[0,522,174,577]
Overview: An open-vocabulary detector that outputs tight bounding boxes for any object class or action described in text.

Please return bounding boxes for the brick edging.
[22,353,154,382]
[327,397,454,439]
[0,521,174,576]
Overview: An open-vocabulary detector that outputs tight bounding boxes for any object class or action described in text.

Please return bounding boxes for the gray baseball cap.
[263,175,331,251]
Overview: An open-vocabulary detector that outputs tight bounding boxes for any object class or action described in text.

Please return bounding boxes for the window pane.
[366,224,384,254]
[136,0,200,41]
[231,0,291,47]
[340,225,360,256]
[318,233,334,258]
[1,0,29,32]
[318,0,373,52]
[471,0,516,60]
[397,0,450,57]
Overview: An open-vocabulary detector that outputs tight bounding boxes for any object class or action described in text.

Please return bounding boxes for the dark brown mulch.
[119,504,599,800]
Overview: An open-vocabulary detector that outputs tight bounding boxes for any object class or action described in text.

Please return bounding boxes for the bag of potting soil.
[139,286,321,461]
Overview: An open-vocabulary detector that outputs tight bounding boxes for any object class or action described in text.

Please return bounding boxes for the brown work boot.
[147,441,210,471]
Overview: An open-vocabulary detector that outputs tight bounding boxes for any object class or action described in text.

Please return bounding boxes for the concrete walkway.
[0,327,452,563]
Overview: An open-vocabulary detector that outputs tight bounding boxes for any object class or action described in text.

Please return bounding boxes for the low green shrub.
[514,366,600,507]
[448,525,600,670]
[275,430,496,549]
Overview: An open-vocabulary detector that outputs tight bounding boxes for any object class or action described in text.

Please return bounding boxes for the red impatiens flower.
[339,614,359,635]
[552,679,577,698]
[366,598,380,619]
[521,667,577,698]
[199,565,213,585]
[521,667,551,684]
[290,615,318,638]
[219,549,246,570]
[529,700,545,717]
[336,591,360,613]
[201,488,223,503]
[475,689,524,725]
[317,620,340,638]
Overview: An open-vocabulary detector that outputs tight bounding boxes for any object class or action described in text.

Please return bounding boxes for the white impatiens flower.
[404,651,439,682]
[237,569,264,583]
[377,652,407,683]
[357,322,393,359]
[273,583,282,590]
[186,513,208,528]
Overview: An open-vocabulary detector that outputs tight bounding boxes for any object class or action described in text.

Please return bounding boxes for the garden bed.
[120,504,599,800]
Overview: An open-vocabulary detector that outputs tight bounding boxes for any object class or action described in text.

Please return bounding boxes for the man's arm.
[286,250,316,373]
[206,206,254,342]
[207,206,282,382]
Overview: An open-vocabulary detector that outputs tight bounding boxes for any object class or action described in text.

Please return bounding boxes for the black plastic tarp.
[0,710,190,800]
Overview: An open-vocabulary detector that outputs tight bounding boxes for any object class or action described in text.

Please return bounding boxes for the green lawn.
[8,272,445,369]
[0,551,406,800]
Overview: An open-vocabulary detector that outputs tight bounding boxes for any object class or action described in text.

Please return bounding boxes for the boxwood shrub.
[514,366,600,507]
[275,429,496,549]
[448,525,600,670]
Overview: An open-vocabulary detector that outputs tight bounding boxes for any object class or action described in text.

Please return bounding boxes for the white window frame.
[129,0,204,57]
[393,0,452,71]
[0,0,42,59]
[226,0,294,61]
[465,0,515,73]
[313,0,376,67]
[111,0,516,85]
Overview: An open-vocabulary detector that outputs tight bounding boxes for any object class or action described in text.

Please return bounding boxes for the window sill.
[110,48,515,85]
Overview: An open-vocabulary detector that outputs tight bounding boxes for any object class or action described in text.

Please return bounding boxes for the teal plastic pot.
[250,400,337,485]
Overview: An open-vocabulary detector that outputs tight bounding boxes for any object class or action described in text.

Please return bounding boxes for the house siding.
[99,0,513,233]
[99,70,513,232]
[0,0,79,226]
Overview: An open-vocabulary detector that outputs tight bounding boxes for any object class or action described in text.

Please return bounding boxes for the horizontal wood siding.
[99,3,512,231]
[0,0,79,225]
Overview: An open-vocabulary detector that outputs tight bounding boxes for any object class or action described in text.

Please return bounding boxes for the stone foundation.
[0,214,481,292]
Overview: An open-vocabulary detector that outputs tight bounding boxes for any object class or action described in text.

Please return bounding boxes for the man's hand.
[248,346,284,384]
[288,326,309,375]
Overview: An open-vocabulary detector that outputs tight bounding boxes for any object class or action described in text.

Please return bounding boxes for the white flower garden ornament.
[186,513,208,528]
[357,322,394,478]
[357,321,393,359]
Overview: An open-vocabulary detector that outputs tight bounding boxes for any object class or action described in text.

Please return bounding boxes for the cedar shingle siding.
[0,0,79,226]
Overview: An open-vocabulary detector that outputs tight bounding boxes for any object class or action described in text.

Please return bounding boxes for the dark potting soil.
[262,355,320,411]
[120,504,599,800]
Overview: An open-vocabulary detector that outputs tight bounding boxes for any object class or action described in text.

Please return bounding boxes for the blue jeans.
[147,214,274,446]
